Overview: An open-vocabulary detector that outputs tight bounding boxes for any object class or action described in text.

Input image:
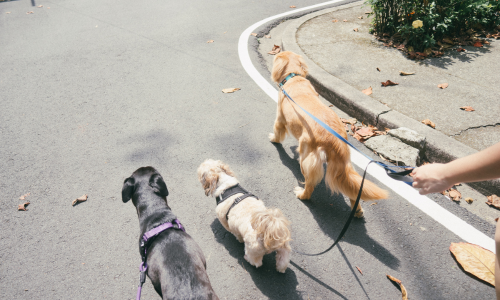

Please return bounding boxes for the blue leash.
[278,83,414,256]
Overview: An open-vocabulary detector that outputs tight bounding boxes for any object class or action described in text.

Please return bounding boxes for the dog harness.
[136,219,185,300]
[278,72,301,87]
[215,184,257,220]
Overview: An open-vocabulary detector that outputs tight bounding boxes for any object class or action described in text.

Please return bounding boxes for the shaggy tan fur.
[269,51,388,218]
[197,159,292,273]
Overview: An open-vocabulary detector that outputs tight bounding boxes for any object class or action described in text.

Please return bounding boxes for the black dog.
[122,166,219,300]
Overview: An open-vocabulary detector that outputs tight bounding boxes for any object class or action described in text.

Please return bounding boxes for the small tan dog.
[197,159,292,273]
[269,51,388,217]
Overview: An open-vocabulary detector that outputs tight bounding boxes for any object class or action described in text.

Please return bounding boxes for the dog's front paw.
[244,254,263,268]
[354,208,364,218]
[268,133,280,143]
[294,187,310,200]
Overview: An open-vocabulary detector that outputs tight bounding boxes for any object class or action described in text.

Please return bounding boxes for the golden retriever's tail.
[325,159,388,201]
[251,208,292,252]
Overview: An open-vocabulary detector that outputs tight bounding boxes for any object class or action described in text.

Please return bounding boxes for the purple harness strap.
[136,219,185,300]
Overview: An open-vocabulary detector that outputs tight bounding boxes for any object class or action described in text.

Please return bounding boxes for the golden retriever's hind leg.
[295,151,324,200]
[350,198,364,218]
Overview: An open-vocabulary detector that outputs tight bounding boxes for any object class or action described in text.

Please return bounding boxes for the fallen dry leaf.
[438,83,449,89]
[449,242,495,286]
[448,189,462,201]
[26,11,34,14]
[442,38,454,44]
[361,87,372,96]
[376,67,381,72]
[381,80,398,87]
[343,19,348,22]
[460,106,475,112]
[222,88,241,93]
[72,194,88,206]
[386,275,408,300]
[340,118,357,125]
[332,19,338,23]
[250,33,257,37]
[18,202,30,211]
[37,5,43,8]
[465,197,474,204]
[358,16,363,19]
[19,192,31,200]
[6,12,11,14]
[399,71,415,76]
[369,202,378,206]
[474,41,483,47]
[268,45,281,55]
[207,40,214,43]
[353,28,358,32]
[457,47,466,52]
[356,266,363,275]
[290,5,296,8]
[355,127,376,138]
[421,119,436,128]
[264,35,271,39]
[486,195,500,209]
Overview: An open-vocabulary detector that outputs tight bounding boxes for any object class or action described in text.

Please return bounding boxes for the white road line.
[238,1,495,253]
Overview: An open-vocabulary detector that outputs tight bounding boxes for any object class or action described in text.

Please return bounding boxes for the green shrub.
[366,0,500,52]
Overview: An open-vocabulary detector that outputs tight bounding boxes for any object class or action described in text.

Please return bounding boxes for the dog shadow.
[272,143,400,270]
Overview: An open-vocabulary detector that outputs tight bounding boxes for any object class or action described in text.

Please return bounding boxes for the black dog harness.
[215,184,257,220]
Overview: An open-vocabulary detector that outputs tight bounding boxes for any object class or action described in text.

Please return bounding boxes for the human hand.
[411,163,453,195]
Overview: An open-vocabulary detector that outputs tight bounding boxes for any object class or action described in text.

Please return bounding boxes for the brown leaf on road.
[361,87,372,95]
[332,19,338,23]
[353,28,359,32]
[340,118,357,125]
[207,40,214,43]
[37,5,43,8]
[290,5,296,8]
[449,242,495,286]
[376,67,381,72]
[250,33,257,36]
[438,83,449,89]
[381,80,398,87]
[19,192,31,200]
[343,19,348,22]
[421,119,436,128]
[386,275,408,300]
[448,189,462,201]
[457,47,466,52]
[355,127,376,138]
[369,202,378,206]
[26,11,34,14]
[460,106,475,112]
[268,45,281,55]
[399,71,415,76]
[474,41,483,47]
[72,194,88,206]
[486,195,500,209]
[222,88,241,93]
[18,202,30,211]
[264,35,271,39]
[358,16,363,19]
[356,266,363,275]
[465,197,474,204]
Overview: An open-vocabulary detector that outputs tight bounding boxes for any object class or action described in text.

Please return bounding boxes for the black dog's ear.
[122,177,135,203]
[149,174,169,197]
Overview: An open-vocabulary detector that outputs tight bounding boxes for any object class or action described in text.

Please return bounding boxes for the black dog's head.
[122,166,169,205]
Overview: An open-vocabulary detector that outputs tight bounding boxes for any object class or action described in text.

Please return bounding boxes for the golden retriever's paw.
[294,187,310,200]
[354,208,364,218]
[268,133,280,143]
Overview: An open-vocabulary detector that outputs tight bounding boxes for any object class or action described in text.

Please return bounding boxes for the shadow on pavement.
[271,143,400,270]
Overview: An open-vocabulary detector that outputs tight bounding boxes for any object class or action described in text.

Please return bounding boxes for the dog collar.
[278,73,301,87]
[215,184,258,220]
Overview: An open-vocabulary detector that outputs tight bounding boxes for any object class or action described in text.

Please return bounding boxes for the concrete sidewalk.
[257,1,500,195]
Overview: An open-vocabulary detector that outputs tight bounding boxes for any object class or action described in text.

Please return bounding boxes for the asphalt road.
[0,0,496,299]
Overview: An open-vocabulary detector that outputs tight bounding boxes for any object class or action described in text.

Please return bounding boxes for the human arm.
[412,141,500,195]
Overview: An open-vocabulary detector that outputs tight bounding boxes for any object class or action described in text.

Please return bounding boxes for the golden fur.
[197,159,292,273]
[269,51,388,217]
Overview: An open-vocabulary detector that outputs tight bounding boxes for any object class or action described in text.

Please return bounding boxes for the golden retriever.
[269,51,388,217]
